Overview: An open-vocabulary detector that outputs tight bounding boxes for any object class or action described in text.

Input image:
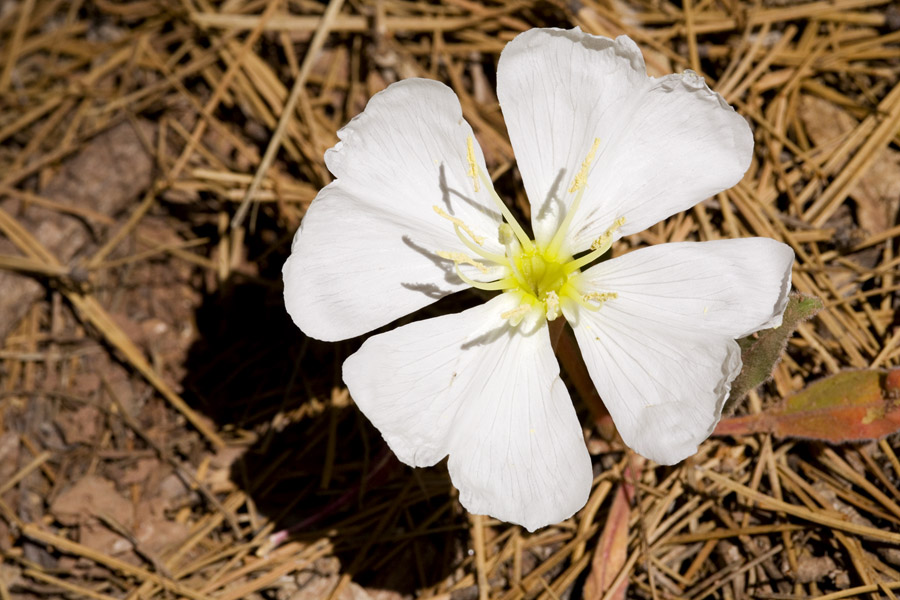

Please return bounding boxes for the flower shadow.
[400,234,461,292]
[180,240,472,592]
[438,162,501,220]
[533,167,567,226]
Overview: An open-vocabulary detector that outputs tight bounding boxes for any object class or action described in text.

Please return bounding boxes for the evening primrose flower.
[283,28,793,531]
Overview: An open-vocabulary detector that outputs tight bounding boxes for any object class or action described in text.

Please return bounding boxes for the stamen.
[453,264,517,291]
[495,224,526,290]
[436,251,489,274]
[563,216,626,274]
[568,137,602,194]
[590,216,626,251]
[544,291,561,320]
[466,135,480,192]
[456,225,508,264]
[546,137,601,260]
[432,206,507,265]
[501,303,531,325]
[433,205,485,245]
[471,158,535,253]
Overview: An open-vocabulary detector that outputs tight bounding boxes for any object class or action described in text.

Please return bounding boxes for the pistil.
[434,136,620,323]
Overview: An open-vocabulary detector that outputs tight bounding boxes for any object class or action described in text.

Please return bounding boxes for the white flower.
[283,28,793,531]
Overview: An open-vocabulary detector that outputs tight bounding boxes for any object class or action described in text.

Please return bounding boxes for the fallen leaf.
[292,574,373,600]
[119,458,160,485]
[786,554,837,584]
[800,95,900,235]
[0,120,155,342]
[56,404,100,445]
[583,457,643,600]
[50,476,139,558]
[51,476,133,528]
[714,368,900,442]
[133,501,189,555]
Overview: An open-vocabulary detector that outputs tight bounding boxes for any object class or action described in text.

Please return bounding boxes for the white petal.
[569,238,794,339]
[284,78,504,341]
[569,308,741,465]
[497,28,753,253]
[497,28,647,249]
[448,375,592,532]
[564,238,793,464]
[343,294,592,531]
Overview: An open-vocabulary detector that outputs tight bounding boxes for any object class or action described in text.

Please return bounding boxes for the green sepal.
[724,293,824,414]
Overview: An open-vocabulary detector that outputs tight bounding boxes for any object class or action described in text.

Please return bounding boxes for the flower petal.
[569,309,741,465]
[564,238,793,464]
[284,78,504,341]
[343,294,592,531]
[496,28,753,253]
[569,238,794,339]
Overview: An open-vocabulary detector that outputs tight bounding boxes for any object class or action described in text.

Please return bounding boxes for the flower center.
[502,234,573,321]
[434,136,621,325]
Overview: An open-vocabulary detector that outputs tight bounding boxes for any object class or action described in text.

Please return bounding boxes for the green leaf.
[724,293,823,414]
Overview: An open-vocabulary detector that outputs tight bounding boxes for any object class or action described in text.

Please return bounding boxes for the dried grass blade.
[231,0,346,230]
[702,468,900,543]
[21,524,212,600]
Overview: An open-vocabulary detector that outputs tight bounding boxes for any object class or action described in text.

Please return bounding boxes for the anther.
[436,251,490,274]
[583,291,617,307]
[501,304,531,325]
[563,216,627,274]
[544,291,561,320]
[590,216,626,251]
[568,137,602,194]
[433,205,485,245]
[466,135,480,193]
[546,137,602,259]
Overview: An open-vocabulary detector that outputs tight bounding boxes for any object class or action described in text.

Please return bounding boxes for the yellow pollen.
[436,251,490,274]
[433,205,485,245]
[544,291,561,321]
[568,137,602,193]
[466,135,480,193]
[429,137,625,325]
[590,216,626,250]
[583,291,617,306]
[547,137,602,259]
[563,216,627,274]
[501,304,531,325]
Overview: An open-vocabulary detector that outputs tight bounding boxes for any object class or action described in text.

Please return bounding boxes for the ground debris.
[1,0,899,599]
